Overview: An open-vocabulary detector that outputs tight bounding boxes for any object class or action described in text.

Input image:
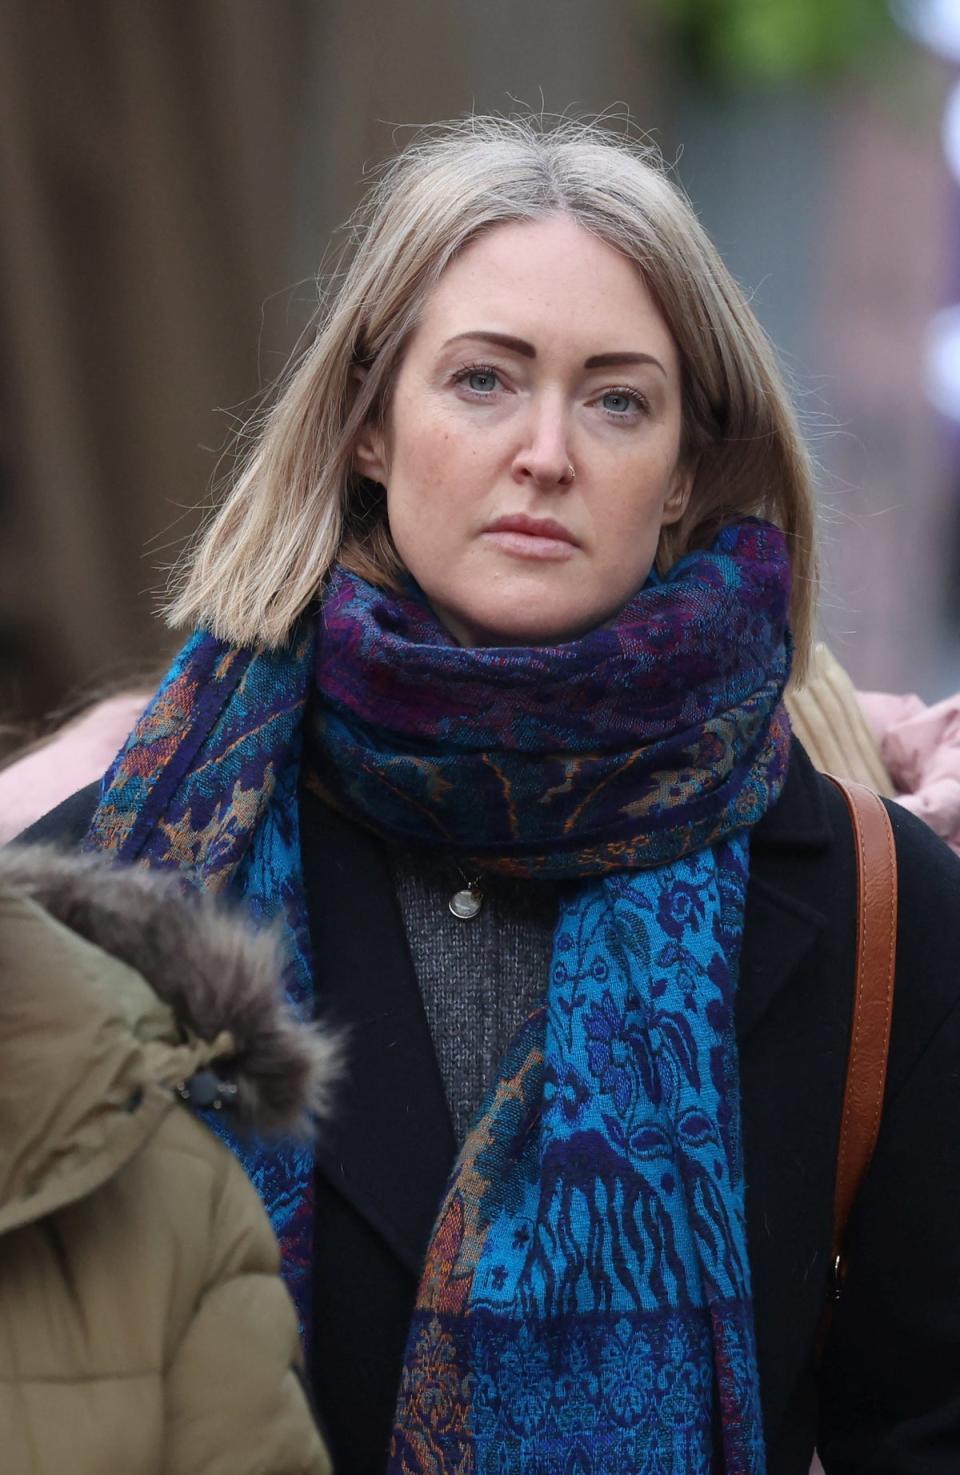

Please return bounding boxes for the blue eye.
[601,390,637,414]
[466,369,498,393]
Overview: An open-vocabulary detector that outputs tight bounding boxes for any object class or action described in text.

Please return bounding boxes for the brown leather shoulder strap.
[824,774,898,1283]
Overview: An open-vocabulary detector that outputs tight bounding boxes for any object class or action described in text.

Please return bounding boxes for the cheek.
[389,450,447,540]
[596,477,674,581]
[605,469,671,540]
[388,415,483,543]
[386,437,458,568]
[391,394,454,485]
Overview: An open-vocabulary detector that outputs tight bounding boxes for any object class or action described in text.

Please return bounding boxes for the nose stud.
[565,462,576,482]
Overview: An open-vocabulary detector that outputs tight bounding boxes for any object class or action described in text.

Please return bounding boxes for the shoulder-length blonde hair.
[167,115,817,675]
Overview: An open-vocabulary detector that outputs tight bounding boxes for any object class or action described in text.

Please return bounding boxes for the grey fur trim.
[0,844,342,1137]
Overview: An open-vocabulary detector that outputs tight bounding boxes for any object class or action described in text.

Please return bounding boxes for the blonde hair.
[167,115,817,675]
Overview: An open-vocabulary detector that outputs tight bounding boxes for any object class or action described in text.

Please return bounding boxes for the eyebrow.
[441,330,666,376]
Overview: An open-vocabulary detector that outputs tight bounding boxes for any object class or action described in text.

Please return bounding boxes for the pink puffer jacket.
[0,694,146,844]
[859,690,960,856]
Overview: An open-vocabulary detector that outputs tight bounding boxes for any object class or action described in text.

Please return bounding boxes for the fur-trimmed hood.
[0,844,340,1228]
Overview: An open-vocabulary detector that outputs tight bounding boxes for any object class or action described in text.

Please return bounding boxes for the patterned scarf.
[310,520,790,1475]
[85,517,790,1473]
[84,632,319,1328]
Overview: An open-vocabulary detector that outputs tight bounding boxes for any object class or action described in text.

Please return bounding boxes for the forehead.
[415,213,678,367]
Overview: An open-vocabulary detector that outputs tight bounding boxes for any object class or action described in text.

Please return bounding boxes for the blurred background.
[2,0,959,745]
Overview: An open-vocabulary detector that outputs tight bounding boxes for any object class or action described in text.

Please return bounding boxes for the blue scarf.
[86,519,790,1473]
[389,845,765,1473]
[84,631,319,1326]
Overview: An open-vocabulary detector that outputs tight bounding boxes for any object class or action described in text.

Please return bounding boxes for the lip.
[481,514,580,561]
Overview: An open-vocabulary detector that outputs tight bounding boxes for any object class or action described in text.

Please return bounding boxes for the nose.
[510,398,575,491]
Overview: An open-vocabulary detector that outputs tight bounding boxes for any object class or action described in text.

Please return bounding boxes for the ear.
[661,467,694,527]
[350,366,390,484]
[353,423,390,485]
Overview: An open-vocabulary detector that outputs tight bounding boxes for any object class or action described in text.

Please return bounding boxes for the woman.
[20,117,960,1475]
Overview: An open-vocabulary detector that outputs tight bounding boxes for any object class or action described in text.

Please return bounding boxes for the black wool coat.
[21,739,960,1475]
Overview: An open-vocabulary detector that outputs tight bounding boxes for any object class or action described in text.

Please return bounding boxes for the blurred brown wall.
[0,0,320,723]
[0,0,655,730]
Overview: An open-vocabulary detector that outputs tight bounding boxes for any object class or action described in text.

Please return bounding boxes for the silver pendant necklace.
[448,867,483,919]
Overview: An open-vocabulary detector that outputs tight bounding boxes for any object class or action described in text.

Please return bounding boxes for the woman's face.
[355,213,692,646]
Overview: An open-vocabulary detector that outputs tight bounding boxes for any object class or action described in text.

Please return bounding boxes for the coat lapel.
[298,783,456,1276]
[737,740,832,1041]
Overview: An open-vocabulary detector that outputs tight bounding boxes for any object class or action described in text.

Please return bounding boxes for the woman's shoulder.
[811,765,960,1087]
[754,743,960,1044]
[812,762,960,951]
[773,736,960,900]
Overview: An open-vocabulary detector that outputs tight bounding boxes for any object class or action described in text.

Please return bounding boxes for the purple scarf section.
[310,518,792,876]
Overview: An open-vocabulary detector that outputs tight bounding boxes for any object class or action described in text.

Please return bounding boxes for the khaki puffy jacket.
[0,846,337,1475]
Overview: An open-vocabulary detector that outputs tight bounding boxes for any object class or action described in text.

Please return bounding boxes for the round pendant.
[449,886,482,920]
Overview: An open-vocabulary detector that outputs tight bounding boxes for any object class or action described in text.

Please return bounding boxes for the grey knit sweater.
[389,849,559,1144]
